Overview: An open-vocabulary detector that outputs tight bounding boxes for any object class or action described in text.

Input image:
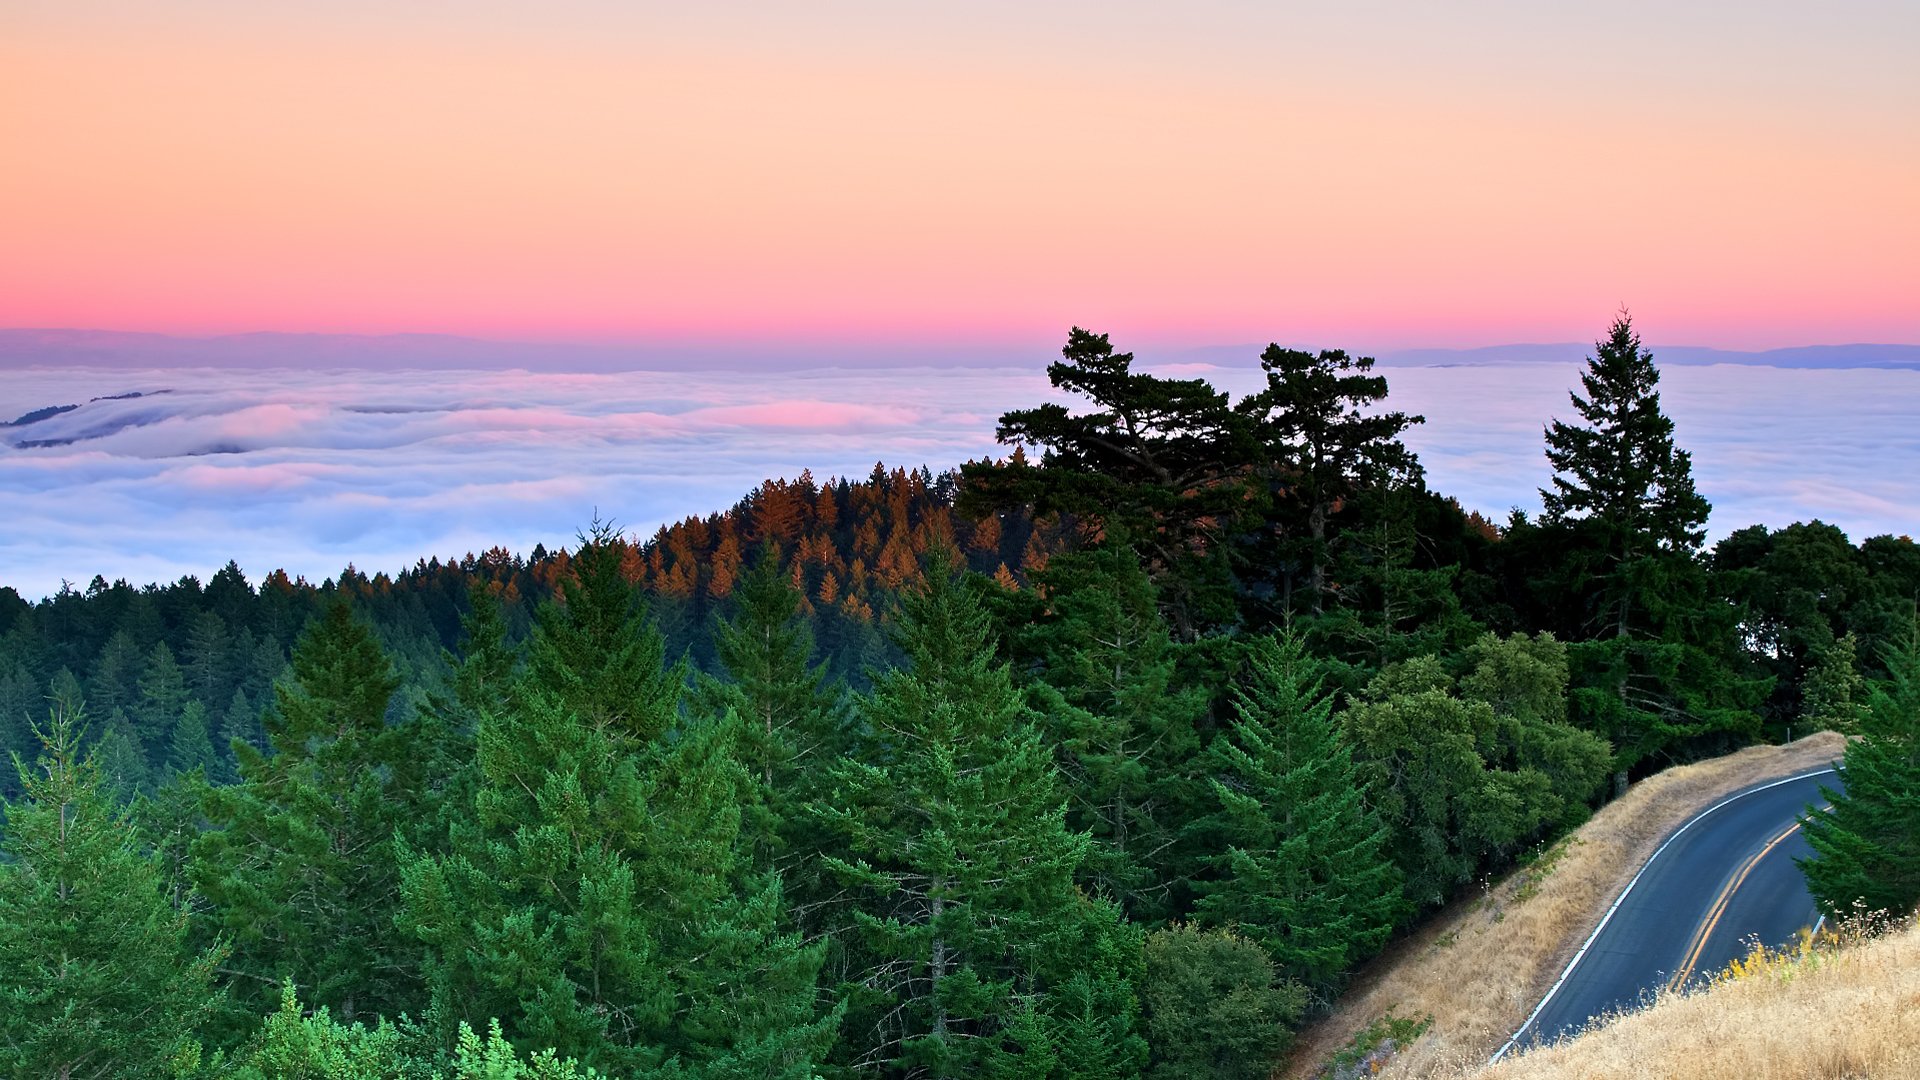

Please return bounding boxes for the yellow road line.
[1667,809,1824,990]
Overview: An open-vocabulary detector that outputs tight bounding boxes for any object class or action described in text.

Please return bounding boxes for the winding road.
[1495,765,1843,1058]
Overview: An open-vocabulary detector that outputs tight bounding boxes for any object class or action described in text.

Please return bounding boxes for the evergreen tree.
[1800,632,1867,734]
[134,640,190,758]
[402,523,836,1076]
[92,710,152,802]
[0,697,224,1077]
[1022,545,1205,921]
[169,698,222,781]
[220,687,264,757]
[698,542,843,868]
[192,602,420,1029]
[1541,313,1710,566]
[1235,345,1423,615]
[1538,313,1760,789]
[1191,633,1401,993]
[1139,926,1303,1080]
[1799,626,1920,918]
[815,557,1145,1078]
[86,628,146,724]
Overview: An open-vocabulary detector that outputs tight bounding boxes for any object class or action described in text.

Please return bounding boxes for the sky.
[2,361,1914,598]
[3,1,1918,352]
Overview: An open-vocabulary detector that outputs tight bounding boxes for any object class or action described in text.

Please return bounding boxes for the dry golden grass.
[1282,731,1848,1079]
[1443,917,1920,1080]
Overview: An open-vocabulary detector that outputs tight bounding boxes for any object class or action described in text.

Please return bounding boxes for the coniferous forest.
[2,317,1917,1078]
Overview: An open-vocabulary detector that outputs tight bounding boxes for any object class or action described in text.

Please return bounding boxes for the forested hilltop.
[2,317,1916,1079]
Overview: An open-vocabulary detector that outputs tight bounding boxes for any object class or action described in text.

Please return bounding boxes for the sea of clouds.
[1,362,1913,598]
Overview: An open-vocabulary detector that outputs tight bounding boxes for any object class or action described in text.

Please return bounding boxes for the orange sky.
[4,2,1917,350]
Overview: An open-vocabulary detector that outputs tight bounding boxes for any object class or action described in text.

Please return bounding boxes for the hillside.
[1284,732,1848,1078]
[1450,916,1920,1079]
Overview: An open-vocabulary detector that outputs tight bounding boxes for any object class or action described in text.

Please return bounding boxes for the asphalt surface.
[1501,765,1844,1053]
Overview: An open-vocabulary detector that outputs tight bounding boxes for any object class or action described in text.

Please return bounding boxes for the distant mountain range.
[2,328,1916,372]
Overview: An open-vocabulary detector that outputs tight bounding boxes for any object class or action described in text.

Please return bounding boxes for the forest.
[2,315,1916,1079]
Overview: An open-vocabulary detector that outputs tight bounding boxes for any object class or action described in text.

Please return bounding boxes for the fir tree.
[815,556,1144,1077]
[191,602,421,1029]
[1022,545,1205,921]
[168,698,222,781]
[402,523,836,1076]
[699,542,844,868]
[1799,626,1920,918]
[1539,313,1760,789]
[134,640,189,758]
[0,697,224,1077]
[1191,633,1401,993]
[92,710,153,802]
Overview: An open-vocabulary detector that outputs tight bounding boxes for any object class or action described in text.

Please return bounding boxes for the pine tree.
[191,602,421,1029]
[86,629,145,724]
[1799,626,1920,918]
[0,697,224,1077]
[401,523,836,1076]
[815,557,1144,1077]
[1191,633,1402,992]
[92,710,152,802]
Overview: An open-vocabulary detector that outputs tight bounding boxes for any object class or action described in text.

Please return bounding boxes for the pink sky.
[3,2,1917,351]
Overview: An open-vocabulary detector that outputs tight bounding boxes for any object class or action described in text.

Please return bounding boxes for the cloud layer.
[1,363,1913,597]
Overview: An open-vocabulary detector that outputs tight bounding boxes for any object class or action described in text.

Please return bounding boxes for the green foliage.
[698,542,844,867]
[0,696,224,1078]
[1800,632,1867,733]
[1800,626,1920,918]
[1139,926,1304,1080]
[1020,545,1206,921]
[1340,635,1609,909]
[193,602,423,1030]
[401,523,836,1077]
[1327,1012,1431,1072]
[1191,633,1401,993]
[137,640,191,758]
[815,557,1145,1077]
[1236,343,1423,615]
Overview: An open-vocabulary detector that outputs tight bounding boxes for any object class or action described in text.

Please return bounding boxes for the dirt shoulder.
[1282,732,1848,1079]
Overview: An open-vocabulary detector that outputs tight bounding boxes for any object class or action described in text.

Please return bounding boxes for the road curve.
[1494,766,1843,1058]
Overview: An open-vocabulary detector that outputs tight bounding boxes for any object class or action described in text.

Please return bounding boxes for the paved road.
[1498,766,1843,1055]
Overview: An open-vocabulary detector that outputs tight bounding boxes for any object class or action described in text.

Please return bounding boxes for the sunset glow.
[5,2,1917,350]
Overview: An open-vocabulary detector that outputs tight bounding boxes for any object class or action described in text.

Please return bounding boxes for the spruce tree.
[0,697,224,1077]
[1800,632,1867,733]
[1799,626,1920,918]
[191,602,421,1029]
[401,523,836,1076]
[1191,633,1401,993]
[815,556,1145,1078]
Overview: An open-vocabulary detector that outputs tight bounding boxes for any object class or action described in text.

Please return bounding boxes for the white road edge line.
[1487,765,1839,1064]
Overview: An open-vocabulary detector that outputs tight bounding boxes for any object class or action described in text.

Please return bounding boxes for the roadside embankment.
[1285,731,1848,1078]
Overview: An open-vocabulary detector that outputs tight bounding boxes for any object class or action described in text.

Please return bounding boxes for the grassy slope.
[1283,732,1848,1079]
[1452,918,1920,1079]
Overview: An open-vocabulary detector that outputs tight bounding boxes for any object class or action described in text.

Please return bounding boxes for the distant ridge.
[2,329,1916,373]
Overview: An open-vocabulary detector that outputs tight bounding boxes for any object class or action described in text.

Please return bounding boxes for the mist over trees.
[0,316,1911,1077]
